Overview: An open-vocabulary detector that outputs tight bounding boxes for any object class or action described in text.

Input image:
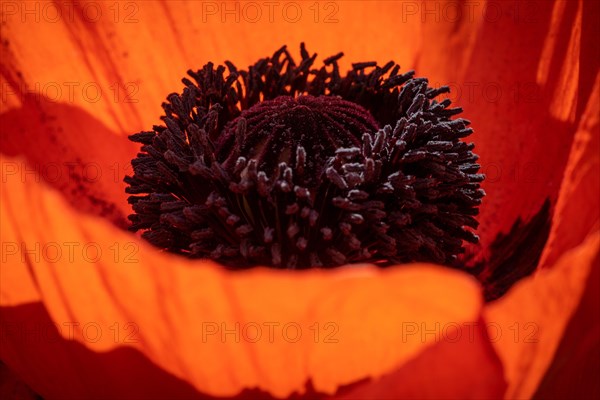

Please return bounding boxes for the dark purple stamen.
[216,95,379,184]
[126,44,484,269]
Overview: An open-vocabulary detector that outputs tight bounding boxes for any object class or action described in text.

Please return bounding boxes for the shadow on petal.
[0,361,39,400]
[0,95,138,227]
[417,0,591,254]
[1,302,205,399]
[2,157,497,399]
[484,232,599,399]
[533,246,600,399]
[332,317,506,399]
[467,199,552,301]
[0,302,335,400]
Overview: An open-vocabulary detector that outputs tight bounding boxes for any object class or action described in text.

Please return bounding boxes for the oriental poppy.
[0,1,598,399]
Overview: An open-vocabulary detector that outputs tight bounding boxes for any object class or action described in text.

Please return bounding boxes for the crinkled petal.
[484,71,599,393]
[0,0,423,132]
[0,1,418,225]
[485,233,599,399]
[539,70,600,268]
[533,238,600,399]
[528,49,600,400]
[0,154,502,398]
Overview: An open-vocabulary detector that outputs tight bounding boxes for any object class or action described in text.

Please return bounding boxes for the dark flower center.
[216,95,379,184]
[125,44,485,270]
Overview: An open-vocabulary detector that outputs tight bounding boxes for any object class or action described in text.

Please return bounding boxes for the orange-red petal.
[527,48,600,399]
[332,316,505,399]
[485,233,599,398]
[0,1,422,226]
[532,240,600,399]
[483,66,599,396]
[1,154,503,398]
[416,1,595,256]
[539,70,600,268]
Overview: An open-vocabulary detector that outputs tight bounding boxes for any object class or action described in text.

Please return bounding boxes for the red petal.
[0,1,423,226]
[532,32,600,396]
[539,71,600,268]
[533,244,600,398]
[0,96,137,226]
[418,1,592,252]
[333,317,505,399]
[484,232,599,398]
[1,155,497,398]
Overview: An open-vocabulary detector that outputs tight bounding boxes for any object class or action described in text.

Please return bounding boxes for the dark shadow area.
[533,251,600,399]
[335,316,506,399]
[577,0,600,119]
[0,301,508,400]
[0,360,41,400]
[466,199,552,301]
[0,303,344,400]
[1,303,205,399]
[0,93,137,228]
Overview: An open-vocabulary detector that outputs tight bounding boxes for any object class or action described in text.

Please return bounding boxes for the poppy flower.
[0,1,598,399]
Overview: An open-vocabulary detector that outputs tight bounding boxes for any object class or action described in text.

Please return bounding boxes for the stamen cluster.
[126,44,484,268]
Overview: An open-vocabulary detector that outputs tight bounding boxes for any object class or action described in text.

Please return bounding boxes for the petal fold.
[539,70,600,268]
[419,1,591,253]
[1,153,500,398]
[485,231,599,399]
